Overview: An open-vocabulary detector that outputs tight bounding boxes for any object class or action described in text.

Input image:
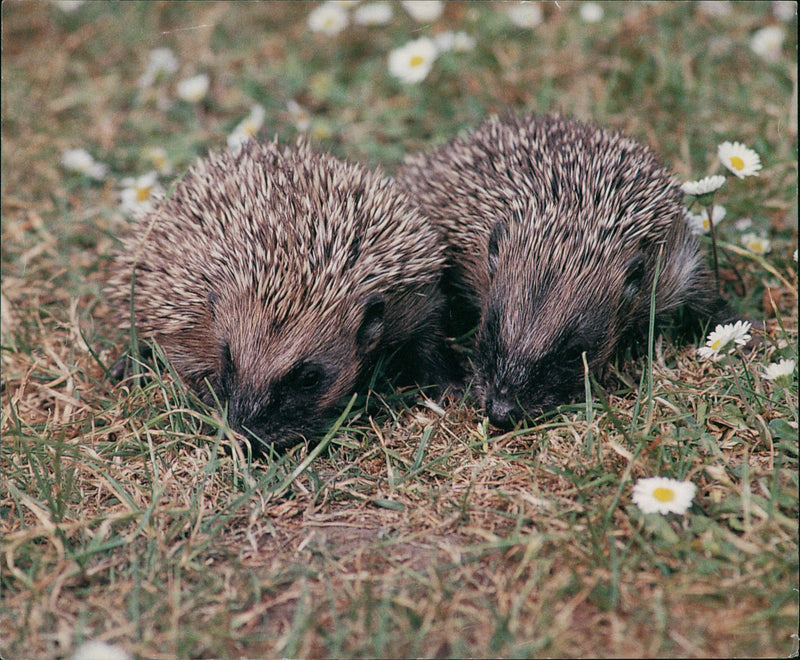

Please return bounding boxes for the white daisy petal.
[61,148,95,173]
[53,0,86,13]
[772,1,796,22]
[143,146,172,175]
[718,141,762,178]
[227,104,266,149]
[388,37,438,84]
[741,232,771,255]
[684,205,725,235]
[176,74,209,103]
[401,0,444,22]
[119,171,163,217]
[61,148,107,181]
[138,47,179,87]
[354,2,394,26]
[763,358,796,381]
[697,320,752,360]
[308,2,349,36]
[632,477,696,515]
[286,99,311,132]
[579,2,604,22]
[71,640,131,660]
[750,25,785,62]
[506,1,543,28]
[434,30,476,53]
[681,175,726,196]
[697,345,721,361]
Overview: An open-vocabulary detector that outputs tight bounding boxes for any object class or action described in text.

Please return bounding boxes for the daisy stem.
[719,246,747,297]
[706,203,721,293]
[730,353,757,422]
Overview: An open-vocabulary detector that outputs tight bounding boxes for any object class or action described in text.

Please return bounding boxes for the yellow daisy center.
[653,487,675,502]
[729,155,745,171]
[410,54,425,68]
[710,338,724,351]
[150,154,167,170]
[136,185,153,202]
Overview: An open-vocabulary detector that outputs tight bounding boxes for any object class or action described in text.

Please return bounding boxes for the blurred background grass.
[1,2,797,659]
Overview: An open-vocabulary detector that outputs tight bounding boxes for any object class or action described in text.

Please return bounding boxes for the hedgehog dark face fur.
[396,112,726,428]
[108,140,448,451]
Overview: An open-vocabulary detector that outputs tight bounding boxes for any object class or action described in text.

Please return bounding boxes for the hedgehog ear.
[487,219,507,278]
[357,293,385,352]
[622,252,647,310]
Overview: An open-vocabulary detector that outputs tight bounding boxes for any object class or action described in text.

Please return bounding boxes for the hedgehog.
[107,139,450,451]
[395,112,729,428]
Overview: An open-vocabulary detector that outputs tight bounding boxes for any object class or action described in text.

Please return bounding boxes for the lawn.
[1,2,797,658]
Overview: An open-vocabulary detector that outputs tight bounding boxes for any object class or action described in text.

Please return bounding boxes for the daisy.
[119,172,163,217]
[138,47,179,88]
[52,0,85,12]
[71,640,131,660]
[750,25,785,63]
[685,205,725,235]
[61,148,96,173]
[772,1,796,22]
[681,175,726,197]
[718,141,762,179]
[307,2,349,36]
[286,99,312,132]
[434,31,476,53]
[354,2,394,26]
[143,146,172,176]
[227,104,266,149]
[60,148,108,181]
[176,74,209,103]
[741,232,771,255]
[579,2,604,23]
[763,358,796,381]
[506,2,543,28]
[388,37,438,84]
[632,477,696,515]
[697,320,752,361]
[400,1,444,22]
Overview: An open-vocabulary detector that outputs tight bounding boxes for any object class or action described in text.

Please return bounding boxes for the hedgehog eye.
[287,362,326,394]
[561,332,589,364]
[562,343,584,364]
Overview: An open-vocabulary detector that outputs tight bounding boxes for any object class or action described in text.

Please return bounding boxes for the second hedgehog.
[108,140,449,451]
[396,112,729,428]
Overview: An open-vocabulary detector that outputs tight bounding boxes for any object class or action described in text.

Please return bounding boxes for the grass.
[1,1,797,658]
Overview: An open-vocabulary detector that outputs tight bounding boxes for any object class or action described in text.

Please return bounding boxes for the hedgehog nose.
[228,393,265,437]
[486,395,521,429]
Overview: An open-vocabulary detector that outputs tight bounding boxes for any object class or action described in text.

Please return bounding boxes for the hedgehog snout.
[227,388,268,434]
[484,389,523,430]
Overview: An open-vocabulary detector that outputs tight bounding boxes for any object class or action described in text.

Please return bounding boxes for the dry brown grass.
[2,2,797,659]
